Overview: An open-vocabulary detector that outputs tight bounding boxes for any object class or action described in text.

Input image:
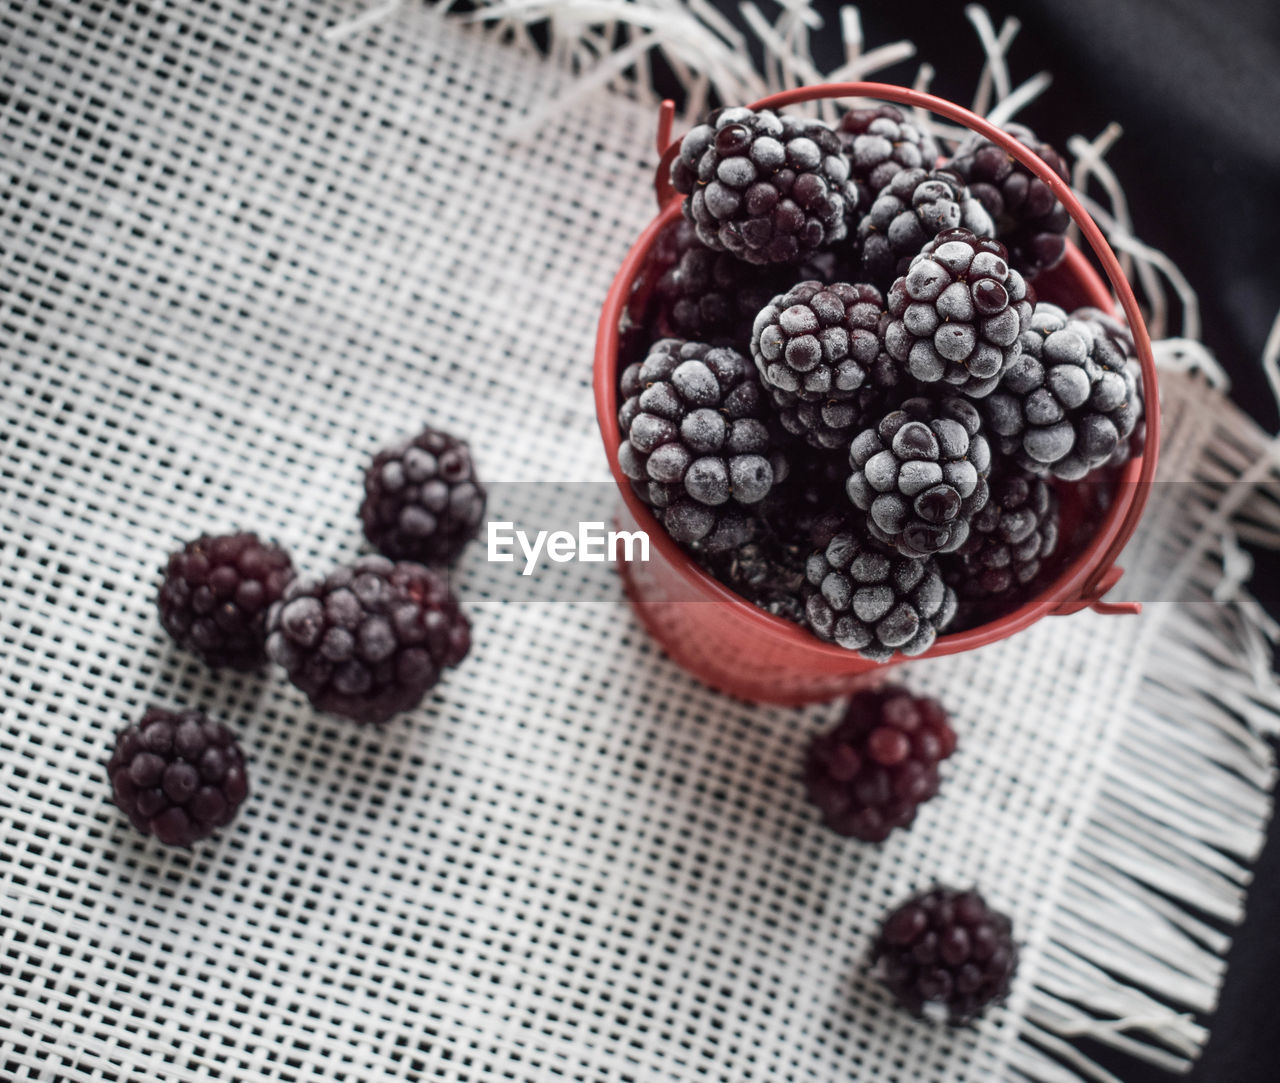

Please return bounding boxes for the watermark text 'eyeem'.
[487,521,649,576]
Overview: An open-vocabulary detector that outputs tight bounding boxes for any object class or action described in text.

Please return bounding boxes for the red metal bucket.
[594,83,1160,705]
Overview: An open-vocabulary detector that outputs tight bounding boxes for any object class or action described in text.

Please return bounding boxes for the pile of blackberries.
[110,425,484,848]
[621,104,1145,660]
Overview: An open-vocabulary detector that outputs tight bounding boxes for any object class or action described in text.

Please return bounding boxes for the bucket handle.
[652,84,1157,619]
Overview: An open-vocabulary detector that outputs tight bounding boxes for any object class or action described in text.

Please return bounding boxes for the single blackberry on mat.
[803,686,957,842]
[360,426,486,566]
[618,338,783,549]
[750,280,902,449]
[653,220,790,347]
[981,304,1144,480]
[670,106,854,265]
[872,886,1019,1024]
[846,396,991,558]
[883,228,1034,398]
[804,531,957,661]
[157,532,294,671]
[838,105,941,212]
[266,555,470,725]
[107,706,249,847]
[857,168,994,289]
[945,123,1071,278]
[949,466,1060,601]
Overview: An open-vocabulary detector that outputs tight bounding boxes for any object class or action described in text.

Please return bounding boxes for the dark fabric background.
[684,1,1280,1079]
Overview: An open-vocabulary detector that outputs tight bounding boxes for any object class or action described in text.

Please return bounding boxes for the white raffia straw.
[1263,308,1280,411]
[322,0,404,43]
[1069,126,1142,301]
[966,5,1019,114]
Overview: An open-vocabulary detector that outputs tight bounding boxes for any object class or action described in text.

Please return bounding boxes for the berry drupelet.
[872,886,1019,1024]
[803,686,957,841]
[671,106,854,265]
[266,555,471,726]
[157,532,295,671]
[883,228,1033,398]
[360,426,486,566]
[618,338,782,550]
[846,396,992,558]
[107,706,250,847]
[804,530,957,661]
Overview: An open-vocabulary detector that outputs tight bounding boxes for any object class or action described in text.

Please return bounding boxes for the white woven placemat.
[2,3,1278,1081]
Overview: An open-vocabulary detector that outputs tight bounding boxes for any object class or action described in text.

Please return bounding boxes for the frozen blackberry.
[700,534,808,623]
[700,453,852,622]
[157,532,294,671]
[750,280,903,449]
[804,531,957,661]
[618,214,687,366]
[1075,306,1148,466]
[670,106,854,265]
[618,339,782,549]
[847,396,991,558]
[266,555,470,725]
[761,450,855,550]
[838,105,941,212]
[360,426,486,566]
[872,886,1018,1024]
[950,466,1060,600]
[946,123,1070,278]
[884,228,1034,397]
[804,686,956,842]
[794,247,859,287]
[981,304,1144,480]
[106,706,249,847]
[857,168,994,289]
[764,371,906,453]
[654,220,790,347]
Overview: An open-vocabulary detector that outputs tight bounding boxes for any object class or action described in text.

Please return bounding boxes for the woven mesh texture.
[0,3,1273,1081]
